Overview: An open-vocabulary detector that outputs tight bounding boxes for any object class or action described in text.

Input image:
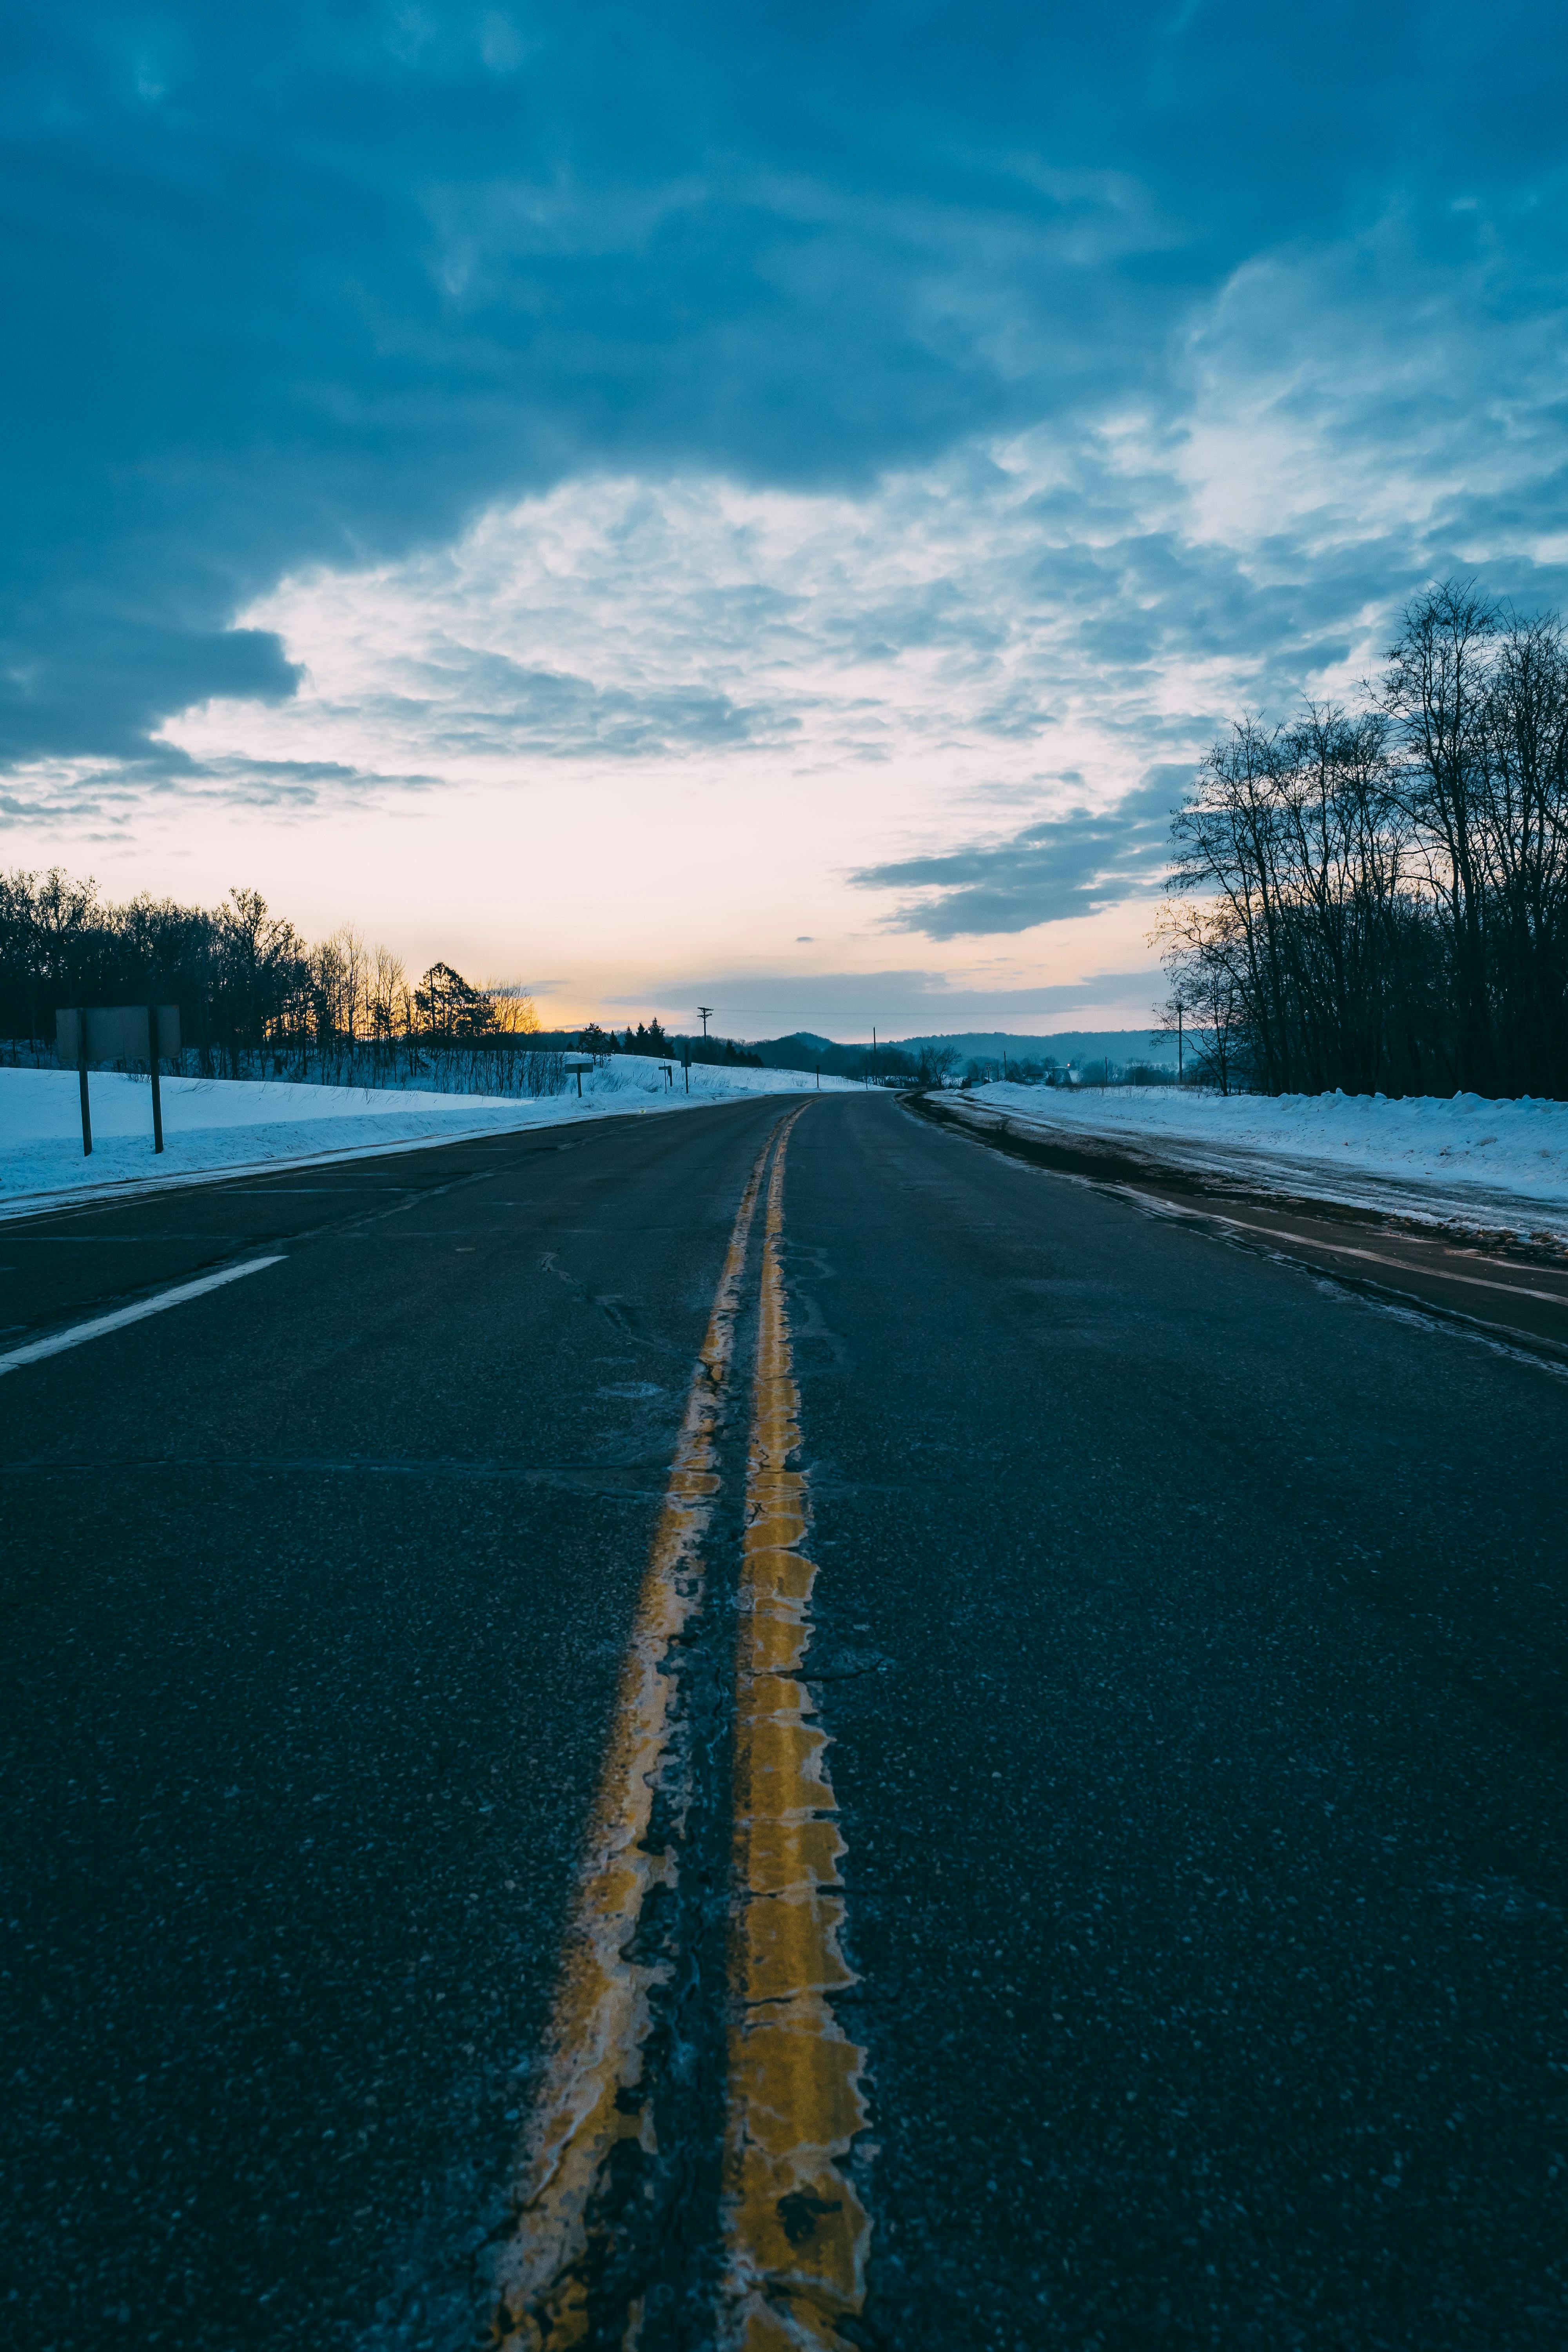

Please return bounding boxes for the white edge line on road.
[0,1256,287,1376]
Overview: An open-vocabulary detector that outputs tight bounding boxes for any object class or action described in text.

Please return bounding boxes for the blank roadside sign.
[56,1005,181,1064]
[54,1004,183,1159]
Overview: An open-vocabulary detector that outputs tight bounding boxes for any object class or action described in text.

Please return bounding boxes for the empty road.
[3,1091,1566,2350]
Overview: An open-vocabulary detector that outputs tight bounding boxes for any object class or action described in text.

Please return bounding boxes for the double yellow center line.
[488,1107,867,2349]
[722,1118,869,2348]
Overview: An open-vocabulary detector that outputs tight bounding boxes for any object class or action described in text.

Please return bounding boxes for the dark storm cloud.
[5,2,1567,771]
[854,768,1189,937]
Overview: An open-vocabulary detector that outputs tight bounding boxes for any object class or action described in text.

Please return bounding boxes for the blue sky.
[4,3,1567,1034]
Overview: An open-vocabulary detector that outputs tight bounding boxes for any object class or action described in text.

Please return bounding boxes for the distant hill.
[528,1025,1174,1078]
[742,1027,1175,1077]
[891,1029,1174,1065]
[747,1031,864,1076]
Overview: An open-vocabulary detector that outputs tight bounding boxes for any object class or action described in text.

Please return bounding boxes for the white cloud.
[13,194,1568,1033]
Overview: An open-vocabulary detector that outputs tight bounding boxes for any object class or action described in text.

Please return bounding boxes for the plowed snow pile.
[968,1082,1568,1237]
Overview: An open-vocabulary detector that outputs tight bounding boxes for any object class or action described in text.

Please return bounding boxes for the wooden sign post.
[147,1004,165,1152]
[56,1005,182,1159]
[75,1012,92,1156]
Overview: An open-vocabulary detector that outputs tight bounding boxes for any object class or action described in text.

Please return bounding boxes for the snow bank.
[0,1060,855,1220]
[967,1082,1568,1236]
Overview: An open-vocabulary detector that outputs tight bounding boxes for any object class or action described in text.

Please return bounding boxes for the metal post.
[76,1010,92,1156]
[684,1049,690,1094]
[147,1003,165,1153]
[575,1065,583,1099]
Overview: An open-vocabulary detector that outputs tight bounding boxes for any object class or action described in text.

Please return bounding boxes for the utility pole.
[697,1005,713,1040]
[872,1027,878,1088]
[1178,1002,1184,1082]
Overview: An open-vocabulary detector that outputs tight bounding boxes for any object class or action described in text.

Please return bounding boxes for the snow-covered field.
[0,1060,855,1220]
[18,1058,1562,1239]
[966,1082,1568,1238]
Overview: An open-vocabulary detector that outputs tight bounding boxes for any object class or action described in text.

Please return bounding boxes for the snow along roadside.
[961,1082,1568,1243]
[0,1063,855,1224]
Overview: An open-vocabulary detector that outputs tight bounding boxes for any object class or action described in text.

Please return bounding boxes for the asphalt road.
[921,1091,1568,1364]
[3,1091,1567,2350]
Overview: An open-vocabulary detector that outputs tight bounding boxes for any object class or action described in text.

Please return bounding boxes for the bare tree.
[1475,608,1568,1093]
[1156,901,1248,1094]
[488,985,542,1036]
[1380,580,1500,1091]
[914,1042,960,1088]
[1155,581,1568,1098]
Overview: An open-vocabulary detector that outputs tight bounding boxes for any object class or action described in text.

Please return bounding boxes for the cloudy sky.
[5,4,1567,1037]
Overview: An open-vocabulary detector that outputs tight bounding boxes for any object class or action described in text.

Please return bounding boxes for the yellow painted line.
[722,1107,870,2351]
[486,1121,782,2350]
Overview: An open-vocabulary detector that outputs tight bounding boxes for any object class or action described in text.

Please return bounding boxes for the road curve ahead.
[3,1091,1566,2349]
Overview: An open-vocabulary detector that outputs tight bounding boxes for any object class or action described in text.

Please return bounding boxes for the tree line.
[0,871,542,1081]
[0,869,774,1088]
[575,1020,762,1067]
[1160,581,1568,1098]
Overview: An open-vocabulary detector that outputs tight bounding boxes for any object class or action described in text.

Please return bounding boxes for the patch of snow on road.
[0,1061,857,1219]
[967,1082,1568,1236]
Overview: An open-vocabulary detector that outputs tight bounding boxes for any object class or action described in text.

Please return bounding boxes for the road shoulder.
[906,1088,1568,1369]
